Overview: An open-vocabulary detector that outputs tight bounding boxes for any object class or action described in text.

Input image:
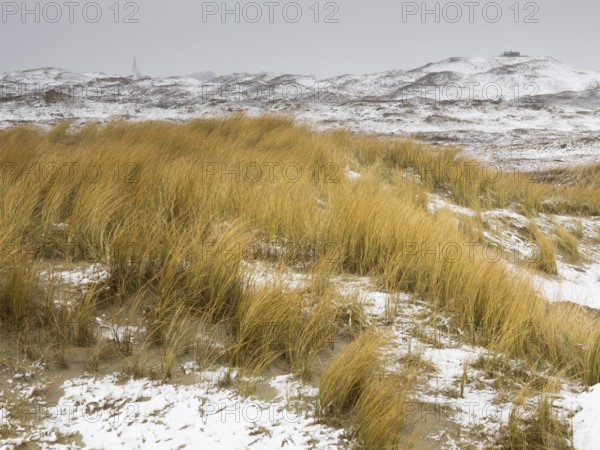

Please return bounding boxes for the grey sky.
[1,0,598,77]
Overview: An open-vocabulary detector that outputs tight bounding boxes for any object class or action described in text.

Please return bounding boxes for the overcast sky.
[1,0,598,77]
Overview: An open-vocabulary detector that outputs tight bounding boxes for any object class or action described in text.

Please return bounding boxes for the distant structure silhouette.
[503,50,521,57]
[131,57,141,78]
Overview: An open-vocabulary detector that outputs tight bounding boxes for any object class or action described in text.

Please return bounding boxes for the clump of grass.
[586,327,600,385]
[503,391,572,450]
[458,212,486,244]
[109,296,143,357]
[194,319,230,370]
[471,355,547,391]
[47,120,75,143]
[528,223,558,275]
[0,262,39,325]
[87,338,104,373]
[336,292,369,337]
[319,331,386,415]
[573,219,584,239]
[233,282,340,376]
[319,331,417,447]
[120,350,161,380]
[398,352,436,373]
[162,307,193,380]
[71,284,100,347]
[554,223,580,262]
[351,373,415,449]
[459,359,469,398]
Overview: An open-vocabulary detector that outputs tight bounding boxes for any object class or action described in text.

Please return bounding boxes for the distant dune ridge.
[2,56,600,169]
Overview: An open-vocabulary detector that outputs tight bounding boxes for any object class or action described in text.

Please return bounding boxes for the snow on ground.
[573,384,600,450]
[242,260,309,290]
[533,262,600,309]
[51,264,110,286]
[36,263,111,307]
[344,168,361,182]
[46,372,345,450]
[335,267,514,446]
[427,193,477,217]
[374,292,509,447]
[343,266,585,448]
[94,317,143,344]
[2,178,599,448]
[38,262,110,290]
[0,369,347,449]
[0,257,595,448]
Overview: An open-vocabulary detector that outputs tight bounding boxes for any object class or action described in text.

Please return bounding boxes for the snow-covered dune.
[2,56,600,169]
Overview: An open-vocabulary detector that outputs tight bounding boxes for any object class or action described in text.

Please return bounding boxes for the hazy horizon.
[3,53,593,79]
[1,0,598,78]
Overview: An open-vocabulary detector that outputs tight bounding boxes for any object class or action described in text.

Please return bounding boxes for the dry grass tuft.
[502,389,573,450]
[554,223,580,262]
[319,331,386,415]
[528,223,558,275]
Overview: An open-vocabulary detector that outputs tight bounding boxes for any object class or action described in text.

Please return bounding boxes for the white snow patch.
[573,384,600,450]
[533,262,600,309]
[344,168,361,182]
[46,263,110,286]
[427,194,476,217]
[42,374,345,449]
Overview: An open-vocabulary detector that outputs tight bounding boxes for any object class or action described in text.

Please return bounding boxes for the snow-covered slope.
[2,56,600,169]
[321,56,600,100]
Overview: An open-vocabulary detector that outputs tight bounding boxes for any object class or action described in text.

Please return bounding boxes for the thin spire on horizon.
[132,57,141,78]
